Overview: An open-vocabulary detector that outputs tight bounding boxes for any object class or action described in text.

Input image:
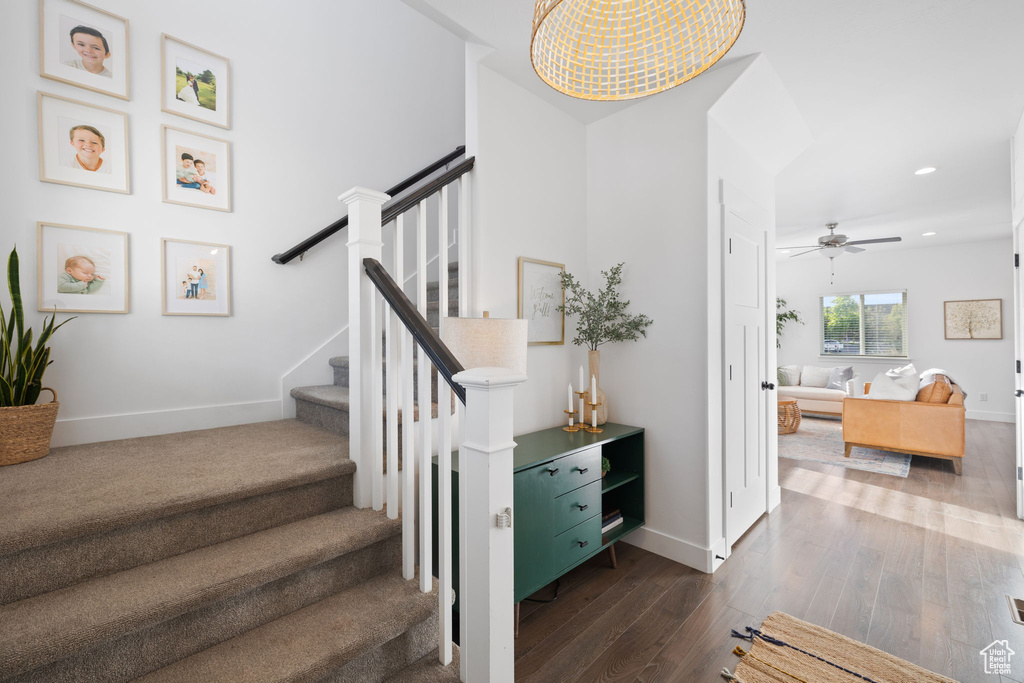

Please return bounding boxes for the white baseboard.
[51,399,284,447]
[621,526,715,574]
[967,410,1014,423]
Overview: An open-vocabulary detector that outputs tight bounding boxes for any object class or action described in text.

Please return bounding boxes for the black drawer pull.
[578,540,588,548]
[577,504,588,511]
[578,467,588,474]
[547,468,559,476]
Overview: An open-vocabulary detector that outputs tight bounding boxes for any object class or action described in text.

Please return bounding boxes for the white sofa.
[777,364,859,416]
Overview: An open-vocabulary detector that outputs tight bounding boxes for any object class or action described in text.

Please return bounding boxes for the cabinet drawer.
[552,514,601,572]
[552,480,601,536]
[548,446,601,497]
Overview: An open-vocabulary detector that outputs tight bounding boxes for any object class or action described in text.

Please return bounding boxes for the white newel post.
[454,368,526,683]
[342,186,390,509]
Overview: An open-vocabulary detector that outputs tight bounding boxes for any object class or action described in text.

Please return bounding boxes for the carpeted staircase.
[0,266,463,682]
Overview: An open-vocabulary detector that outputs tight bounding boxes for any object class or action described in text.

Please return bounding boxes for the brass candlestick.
[563,409,582,432]
[584,402,603,433]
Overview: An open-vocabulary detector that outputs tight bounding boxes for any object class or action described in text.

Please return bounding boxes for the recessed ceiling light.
[915,167,937,175]
[780,250,791,254]
[922,232,936,236]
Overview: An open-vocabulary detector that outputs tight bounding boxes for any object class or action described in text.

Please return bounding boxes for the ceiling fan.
[778,223,902,258]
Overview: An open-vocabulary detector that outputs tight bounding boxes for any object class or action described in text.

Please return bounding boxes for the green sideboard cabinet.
[433,422,644,610]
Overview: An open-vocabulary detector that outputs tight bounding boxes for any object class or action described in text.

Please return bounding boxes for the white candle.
[580,395,585,427]
[579,365,585,394]
[567,384,573,414]
[591,375,598,427]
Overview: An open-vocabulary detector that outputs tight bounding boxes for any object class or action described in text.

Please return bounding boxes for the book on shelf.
[602,509,621,523]
[602,516,624,534]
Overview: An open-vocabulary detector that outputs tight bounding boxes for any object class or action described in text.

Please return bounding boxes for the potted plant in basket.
[1,246,73,466]
[558,262,653,425]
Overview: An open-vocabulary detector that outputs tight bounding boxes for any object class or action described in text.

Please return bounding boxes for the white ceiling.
[404,0,1024,253]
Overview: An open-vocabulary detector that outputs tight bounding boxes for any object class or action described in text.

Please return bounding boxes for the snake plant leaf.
[8,247,23,344]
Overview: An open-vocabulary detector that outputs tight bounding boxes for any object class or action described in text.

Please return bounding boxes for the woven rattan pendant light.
[531,0,746,101]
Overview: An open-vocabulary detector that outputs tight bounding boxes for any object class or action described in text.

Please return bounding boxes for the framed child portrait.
[162,126,231,212]
[37,222,129,314]
[39,0,130,100]
[161,239,231,317]
[38,92,130,194]
[161,34,230,129]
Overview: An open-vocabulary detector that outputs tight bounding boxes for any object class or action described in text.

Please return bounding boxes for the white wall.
[777,238,1015,421]
[468,63,589,435]
[1,1,465,445]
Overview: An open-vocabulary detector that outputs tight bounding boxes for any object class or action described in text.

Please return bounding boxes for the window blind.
[819,291,907,357]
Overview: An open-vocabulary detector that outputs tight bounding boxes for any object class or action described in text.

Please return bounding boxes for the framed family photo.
[161,34,230,129]
[37,222,129,314]
[517,257,565,345]
[39,0,129,100]
[161,239,231,316]
[38,91,130,194]
[162,126,231,212]
[944,298,1002,340]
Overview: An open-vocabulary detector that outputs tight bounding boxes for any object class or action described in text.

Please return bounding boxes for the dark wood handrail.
[272,146,467,265]
[363,258,466,405]
[380,157,475,226]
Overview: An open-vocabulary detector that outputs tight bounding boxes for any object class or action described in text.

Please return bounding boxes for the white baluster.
[458,173,471,317]
[397,214,416,579]
[437,378,452,665]
[372,294,384,512]
[438,185,449,339]
[341,187,390,509]
[386,297,398,520]
[417,198,432,594]
[454,368,525,683]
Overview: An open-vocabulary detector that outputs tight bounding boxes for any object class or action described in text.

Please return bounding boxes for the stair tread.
[385,646,461,682]
[0,419,352,556]
[137,572,436,683]
[0,506,401,679]
[291,385,441,419]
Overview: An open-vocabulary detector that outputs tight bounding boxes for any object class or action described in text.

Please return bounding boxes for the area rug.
[725,611,956,682]
[779,416,911,477]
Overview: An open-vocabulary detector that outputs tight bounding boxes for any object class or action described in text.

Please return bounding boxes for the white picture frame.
[38,91,130,194]
[161,239,231,316]
[162,125,231,212]
[39,0,129,100]
[37,221,129,314]
[161,34,230,129]
[518,256,565,345]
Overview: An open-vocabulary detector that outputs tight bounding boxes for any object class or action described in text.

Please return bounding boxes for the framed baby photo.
[517,256,565,345]
[37,222,129,314]
[161,34,230,129]
[39,0,129,100]
[38,92,130,194]
[161,239,231,316]
[162,126,231,212]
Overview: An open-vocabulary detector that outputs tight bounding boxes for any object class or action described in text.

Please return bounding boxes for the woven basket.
[0,388,59,466]
[777,400,801,435]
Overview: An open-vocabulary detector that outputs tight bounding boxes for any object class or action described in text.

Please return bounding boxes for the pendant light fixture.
[531,0,746,101]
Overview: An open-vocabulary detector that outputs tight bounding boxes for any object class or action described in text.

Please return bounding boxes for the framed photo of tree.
[944,299,1002,339]
[161,34,230,129]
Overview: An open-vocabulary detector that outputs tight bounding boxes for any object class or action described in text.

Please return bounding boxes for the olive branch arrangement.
[557,262,653,351]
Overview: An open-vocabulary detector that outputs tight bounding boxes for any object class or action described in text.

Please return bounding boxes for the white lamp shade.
[443,318,528,376]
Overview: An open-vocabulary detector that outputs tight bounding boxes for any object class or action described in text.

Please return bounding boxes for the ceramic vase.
[584,350,608,425]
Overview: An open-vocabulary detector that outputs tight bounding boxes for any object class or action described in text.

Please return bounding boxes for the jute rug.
[778,416,911,478]
[727,612,956,682]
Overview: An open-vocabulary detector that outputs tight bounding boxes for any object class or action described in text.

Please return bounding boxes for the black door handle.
[578,467,588,474]
[578,540,588,548]
[577,504,588,511]
[1017,390,1024,397]
[761,381,776,391]
[547,468,559,476]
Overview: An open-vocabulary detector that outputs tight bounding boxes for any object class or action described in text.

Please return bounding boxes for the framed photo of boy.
[161,34,230,129]
[162,126,231,212]
[517,256,565,345]
[161,239,231,317]
[38,91,130,194]
[37,222,129,314]
[39,0,129,100]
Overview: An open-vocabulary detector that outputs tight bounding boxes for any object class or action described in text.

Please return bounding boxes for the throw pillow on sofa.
[778,365,801,386]
[885,363,916,379]
[801,365,832,388]
[826,366,853,391]
[867,371,918,401]
[917,374,953,403]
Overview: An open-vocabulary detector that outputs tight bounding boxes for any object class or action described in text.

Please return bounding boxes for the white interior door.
[1015,219,1024,519]
[724,204,769,543]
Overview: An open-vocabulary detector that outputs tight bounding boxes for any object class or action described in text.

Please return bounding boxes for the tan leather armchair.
[842,384,965,475]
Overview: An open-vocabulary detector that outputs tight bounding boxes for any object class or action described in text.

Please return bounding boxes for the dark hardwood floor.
[515,418,1023,682]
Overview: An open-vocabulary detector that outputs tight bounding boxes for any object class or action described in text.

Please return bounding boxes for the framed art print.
[39,0,129,100]
[37,222,128,314]
[944,299,1002,339]
[517,256,565,345]
[161,34,230,129]
[161,239,231,316]
[38,92,130,194]
[162,126,231,212]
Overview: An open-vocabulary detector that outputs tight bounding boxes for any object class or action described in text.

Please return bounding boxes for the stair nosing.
[0,507,401,679]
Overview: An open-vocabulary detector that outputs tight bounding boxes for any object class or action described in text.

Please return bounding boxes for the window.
[820,291,907,357]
